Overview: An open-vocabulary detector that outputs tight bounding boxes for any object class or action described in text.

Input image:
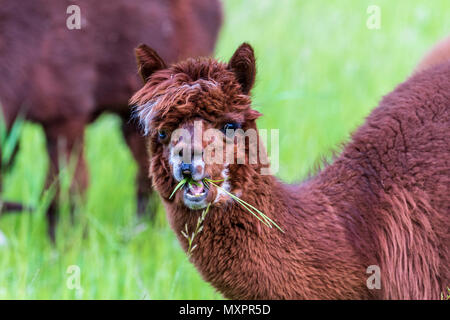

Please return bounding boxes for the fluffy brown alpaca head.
[130,44,291,299]
[130,43,266,211]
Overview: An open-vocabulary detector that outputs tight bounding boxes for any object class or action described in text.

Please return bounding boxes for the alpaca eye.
[221,123,240,135]
[158,130,168,141]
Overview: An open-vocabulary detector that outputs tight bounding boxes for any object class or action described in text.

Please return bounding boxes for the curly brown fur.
[130,41,449,299]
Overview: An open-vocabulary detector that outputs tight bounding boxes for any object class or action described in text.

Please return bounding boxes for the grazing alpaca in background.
[0,0,222,237]
[130,39,449,299]
[415,35,450,74]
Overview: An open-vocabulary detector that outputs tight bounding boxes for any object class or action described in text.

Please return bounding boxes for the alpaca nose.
[180,162,192,177]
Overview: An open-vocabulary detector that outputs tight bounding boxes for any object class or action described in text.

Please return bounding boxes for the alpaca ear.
[228,43,256,95]
[135,44,167,82]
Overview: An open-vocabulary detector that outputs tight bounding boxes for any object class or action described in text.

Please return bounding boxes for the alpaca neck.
[170,167,365,299]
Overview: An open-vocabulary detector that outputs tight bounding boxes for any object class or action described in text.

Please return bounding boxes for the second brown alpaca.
[0,0,222,238]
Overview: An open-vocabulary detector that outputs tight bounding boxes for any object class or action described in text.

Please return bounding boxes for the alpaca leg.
[44,118,88,240]
[121,121,155,218]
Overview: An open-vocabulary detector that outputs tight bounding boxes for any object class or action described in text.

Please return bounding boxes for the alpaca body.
[166,63,450,297]
[132,42,449,299]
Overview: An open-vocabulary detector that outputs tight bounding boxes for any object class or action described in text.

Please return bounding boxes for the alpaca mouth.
[183,181,209,209]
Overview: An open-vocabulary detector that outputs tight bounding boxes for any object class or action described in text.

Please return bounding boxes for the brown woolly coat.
[131,40,450,299]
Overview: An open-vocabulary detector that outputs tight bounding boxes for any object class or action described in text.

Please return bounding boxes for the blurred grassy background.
[0,0,449,299]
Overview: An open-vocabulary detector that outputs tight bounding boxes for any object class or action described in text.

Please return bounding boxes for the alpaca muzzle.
[184,181,208,208]
[172,155,209,209]
[182,177,209,209]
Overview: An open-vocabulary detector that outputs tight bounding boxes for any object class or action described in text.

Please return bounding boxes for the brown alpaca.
[415,35,450,74]
[0,0,222,234]
[130,42,449,299]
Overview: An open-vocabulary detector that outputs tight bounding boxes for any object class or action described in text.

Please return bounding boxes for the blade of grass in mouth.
[204,179,284,233]
[169,178,188,199]
[169,177,283,233]
[169,177,203,199]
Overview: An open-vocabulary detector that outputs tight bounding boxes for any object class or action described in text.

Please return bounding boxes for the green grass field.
[0,0,449,299]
